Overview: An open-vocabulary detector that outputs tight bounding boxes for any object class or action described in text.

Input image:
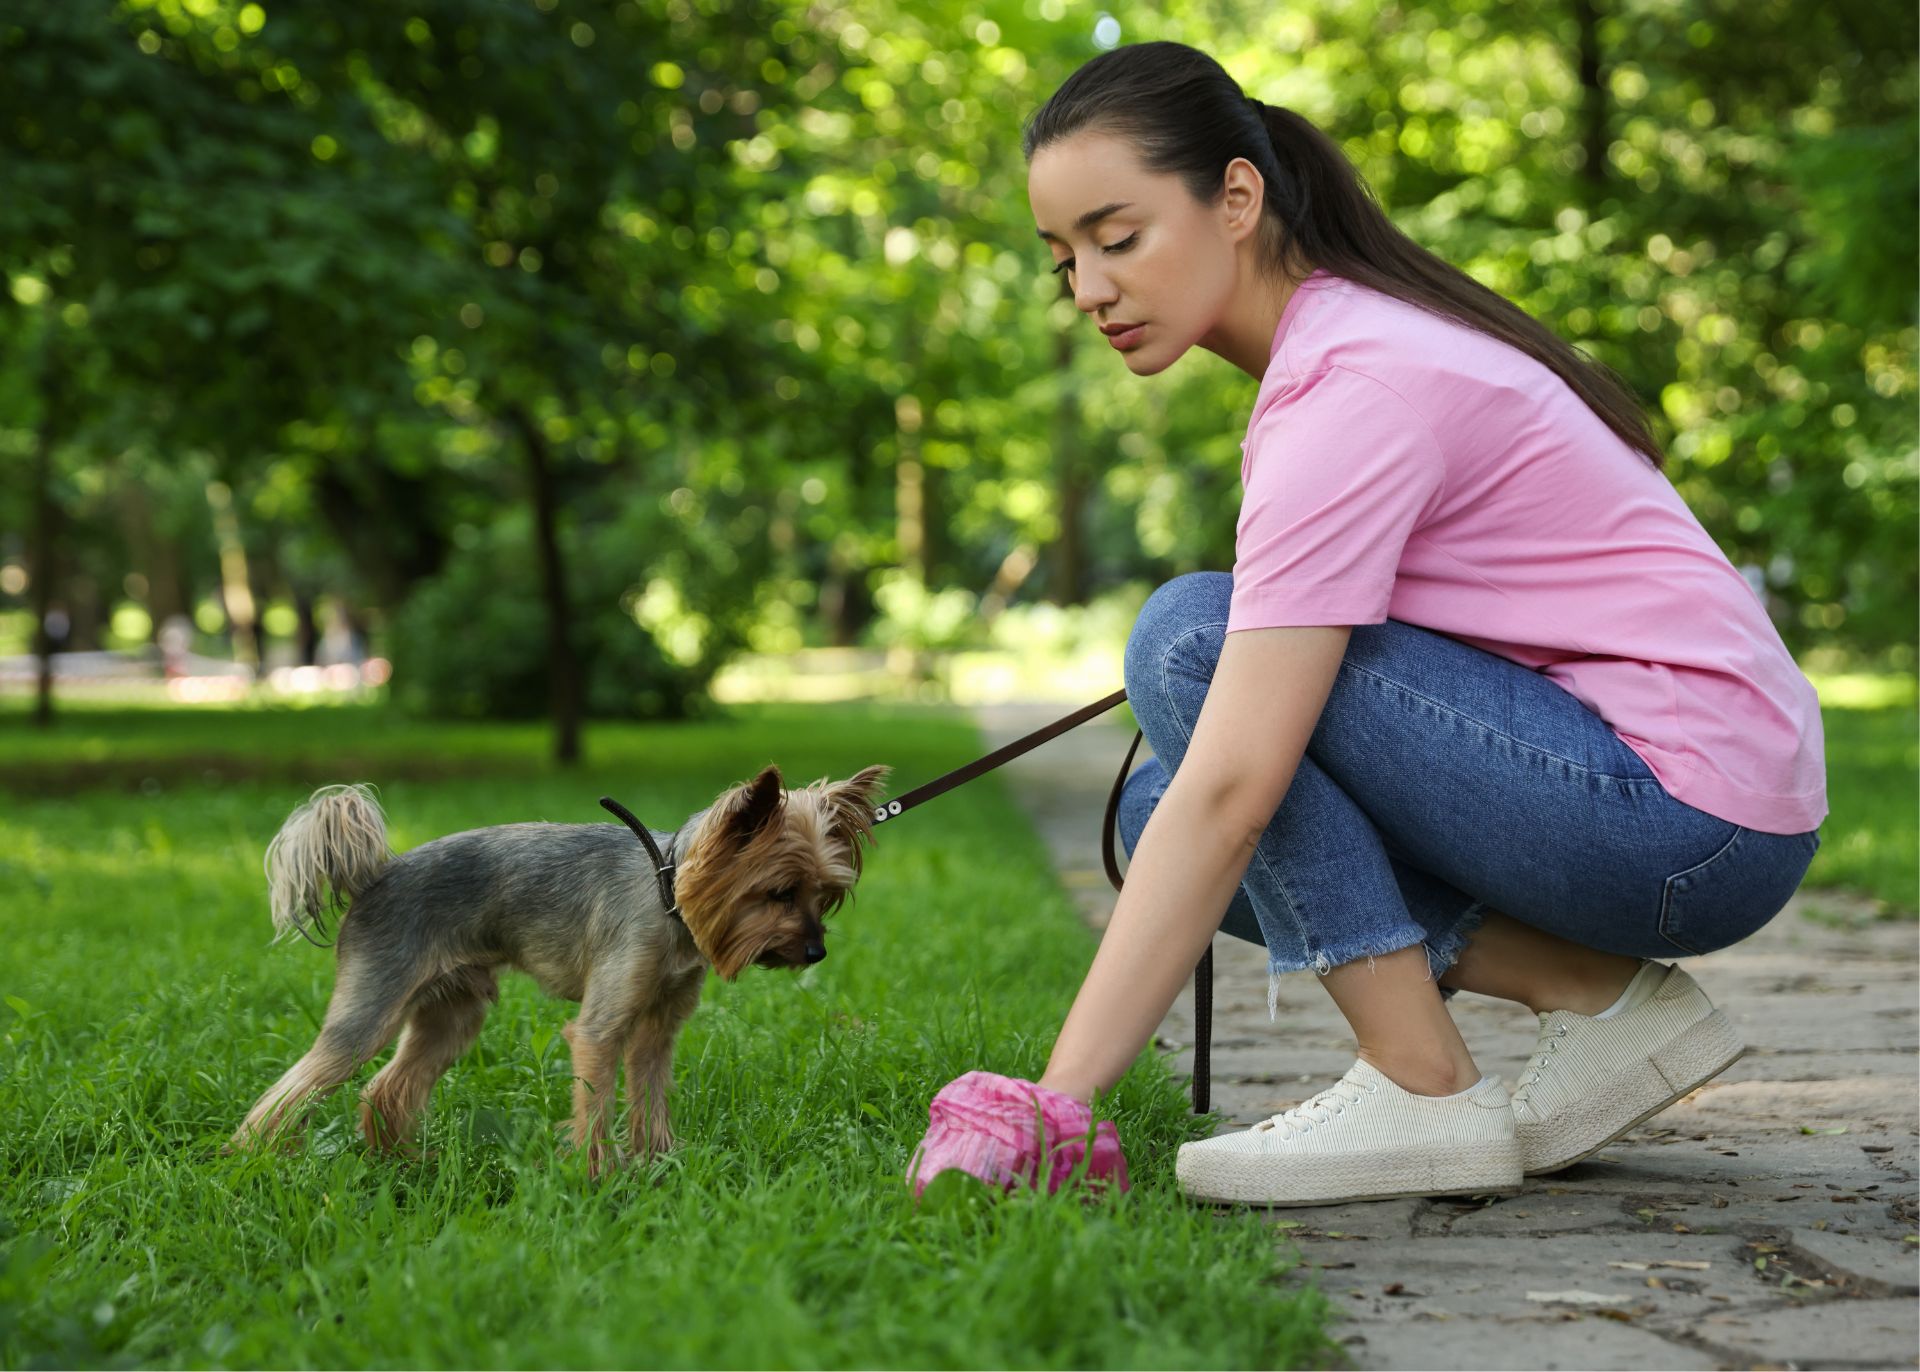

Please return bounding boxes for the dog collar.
[598,795,683,924]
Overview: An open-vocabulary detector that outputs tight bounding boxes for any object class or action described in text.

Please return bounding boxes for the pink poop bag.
[907,1070,1130,1198]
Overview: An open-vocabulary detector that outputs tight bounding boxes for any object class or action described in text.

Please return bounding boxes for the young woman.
[909,40,1826,1207]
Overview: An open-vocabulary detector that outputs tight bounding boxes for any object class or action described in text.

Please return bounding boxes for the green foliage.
[387,510,722,722]
[0,702,1336,1368]
[0,0,1912,744]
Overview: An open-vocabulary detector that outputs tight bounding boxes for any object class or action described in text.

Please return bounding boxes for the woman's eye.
[1048,233,1138,277]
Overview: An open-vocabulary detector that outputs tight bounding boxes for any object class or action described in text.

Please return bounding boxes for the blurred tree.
[0,0,1910,742]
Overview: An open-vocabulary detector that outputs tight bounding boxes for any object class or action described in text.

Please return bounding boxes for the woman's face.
[1028,128,1265,377]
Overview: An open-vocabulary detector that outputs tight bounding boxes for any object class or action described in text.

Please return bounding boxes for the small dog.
[230,762,890,1173]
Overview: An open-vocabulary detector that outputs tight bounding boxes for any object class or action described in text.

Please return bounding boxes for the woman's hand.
[1037,623,1351,1103]
[907,1070,1129,1197]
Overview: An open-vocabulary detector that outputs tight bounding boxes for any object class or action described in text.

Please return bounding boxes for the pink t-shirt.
[1228,268,1827,834]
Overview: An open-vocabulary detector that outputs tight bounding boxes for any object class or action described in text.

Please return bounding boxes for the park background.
[1,0,1914,1366]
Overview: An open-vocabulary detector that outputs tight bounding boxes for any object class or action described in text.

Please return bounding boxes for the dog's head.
[672,762,891,980]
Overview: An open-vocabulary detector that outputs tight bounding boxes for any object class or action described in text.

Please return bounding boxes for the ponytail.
[1024,41,1667,472]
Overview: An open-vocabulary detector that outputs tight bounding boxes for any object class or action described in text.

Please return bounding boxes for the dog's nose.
[803,941,826,964]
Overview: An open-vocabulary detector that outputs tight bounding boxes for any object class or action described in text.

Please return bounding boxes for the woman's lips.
[1106,323,1146,350]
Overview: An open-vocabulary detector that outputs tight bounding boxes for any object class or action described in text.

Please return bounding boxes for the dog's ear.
[718,763,785,847]
[824,764,892,875]
[833,764,891,815]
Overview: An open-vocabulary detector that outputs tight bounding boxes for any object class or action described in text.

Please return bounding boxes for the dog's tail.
[264,783,393,944]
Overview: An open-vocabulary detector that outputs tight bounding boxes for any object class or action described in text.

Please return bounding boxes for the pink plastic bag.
[906,1070,1130,1198]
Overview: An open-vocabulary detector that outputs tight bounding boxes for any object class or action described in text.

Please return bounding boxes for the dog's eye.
[769,887,798,904]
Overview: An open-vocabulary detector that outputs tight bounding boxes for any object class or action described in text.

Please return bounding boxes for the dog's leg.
[359,966,499,1153]
[232,954,419,1149]
[621,1021,678,1159]
[623,972,705,1159]
[563,972,642,1180]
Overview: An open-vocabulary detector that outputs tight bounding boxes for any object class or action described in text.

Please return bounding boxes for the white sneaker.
[1512,961,1746,1176]
[1175,1059,1522,1206]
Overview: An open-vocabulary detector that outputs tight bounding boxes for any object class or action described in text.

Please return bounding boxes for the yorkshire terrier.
[230,762,891,1174]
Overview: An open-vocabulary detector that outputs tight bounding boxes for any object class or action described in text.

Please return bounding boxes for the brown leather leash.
[871,689,1214,1115]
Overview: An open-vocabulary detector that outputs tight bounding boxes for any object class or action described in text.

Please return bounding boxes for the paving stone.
[1546,1135,1902,1197]
[1283,1232,1751,1325]
[1203,1042,1361,1097]
[1784,1227,1920,1295]
[1620,1179,1916,1243]
[1443,1191,1638,1236]
[1650,1295,1920,1369]
[1662,1076,1920,1133]
[1268,1196,1428,1242]
[1335,1317,1719,1371]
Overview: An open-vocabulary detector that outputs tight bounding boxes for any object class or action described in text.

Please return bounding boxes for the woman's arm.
[1037,622,1352,1104]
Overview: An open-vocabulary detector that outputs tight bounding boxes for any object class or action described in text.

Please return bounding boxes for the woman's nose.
[1073,267,1117,315]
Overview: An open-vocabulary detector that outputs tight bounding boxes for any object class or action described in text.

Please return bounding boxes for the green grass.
[1801,676,1918,919]
[0,668,1907,1367]
[0,701,1336,1370]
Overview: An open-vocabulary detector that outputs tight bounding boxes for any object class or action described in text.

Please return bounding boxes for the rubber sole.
[1518,1008,1747,1176]
[1176,1138,1523,1207]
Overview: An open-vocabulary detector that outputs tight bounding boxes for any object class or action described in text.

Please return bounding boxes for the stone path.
[971,700,1919,1371]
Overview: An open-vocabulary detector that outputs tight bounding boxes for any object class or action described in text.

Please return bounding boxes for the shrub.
[388,510,725,721]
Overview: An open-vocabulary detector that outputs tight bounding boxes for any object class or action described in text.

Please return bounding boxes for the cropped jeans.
[1116,572,1822,1013]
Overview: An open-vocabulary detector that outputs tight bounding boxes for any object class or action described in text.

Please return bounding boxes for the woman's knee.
[1123,572,1231,727]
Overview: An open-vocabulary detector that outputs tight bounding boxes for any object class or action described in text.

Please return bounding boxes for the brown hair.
[1023,40,1667,471]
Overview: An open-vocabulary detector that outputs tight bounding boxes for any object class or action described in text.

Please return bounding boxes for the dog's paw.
[358,1102,425,1157]
[631,1128,678,1160]
[224,1124,307,1157]
[582,1135,616,1182]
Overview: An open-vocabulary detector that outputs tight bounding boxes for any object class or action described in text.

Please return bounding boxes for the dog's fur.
[230,763,889,1173]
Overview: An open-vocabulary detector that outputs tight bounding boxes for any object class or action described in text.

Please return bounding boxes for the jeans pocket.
[1657,823,1750,956]
[1658,823,1816,956]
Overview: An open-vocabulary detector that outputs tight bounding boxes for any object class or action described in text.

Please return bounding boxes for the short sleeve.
[1227,366,1446,632]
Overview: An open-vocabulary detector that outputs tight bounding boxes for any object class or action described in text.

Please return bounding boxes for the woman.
[908,40,1826,1208]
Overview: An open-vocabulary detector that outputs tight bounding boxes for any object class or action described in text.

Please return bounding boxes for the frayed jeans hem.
[1262,927,1433,1019]
[1423,898,1492,1000]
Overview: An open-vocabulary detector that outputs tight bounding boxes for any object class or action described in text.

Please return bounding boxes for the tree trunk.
[1571,0,1610,207]
[120,480,184,644]
[67,573,101,651]
[295,589,319,666]
[205,478,261,676]
[894,393,926,585]
[28,367,62,729]
[506,403,582,766]
[307,439,449,608]
[1046,329,1090,605]
[818,547,875,648]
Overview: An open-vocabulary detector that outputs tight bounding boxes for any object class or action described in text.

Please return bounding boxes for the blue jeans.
[1116,572,1822,1004]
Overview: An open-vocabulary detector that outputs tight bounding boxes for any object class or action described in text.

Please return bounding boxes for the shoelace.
[1249,1076,1377,1140]
[1513,1019,1573,1099]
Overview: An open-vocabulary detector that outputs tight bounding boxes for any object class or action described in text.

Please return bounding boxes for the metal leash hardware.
[867,687,1131,826]
[1101,721,1213,1118]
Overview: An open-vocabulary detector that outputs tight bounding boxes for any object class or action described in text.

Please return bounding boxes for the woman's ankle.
[1356,1047,1482,1097]
[1528,955,1646,1017]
